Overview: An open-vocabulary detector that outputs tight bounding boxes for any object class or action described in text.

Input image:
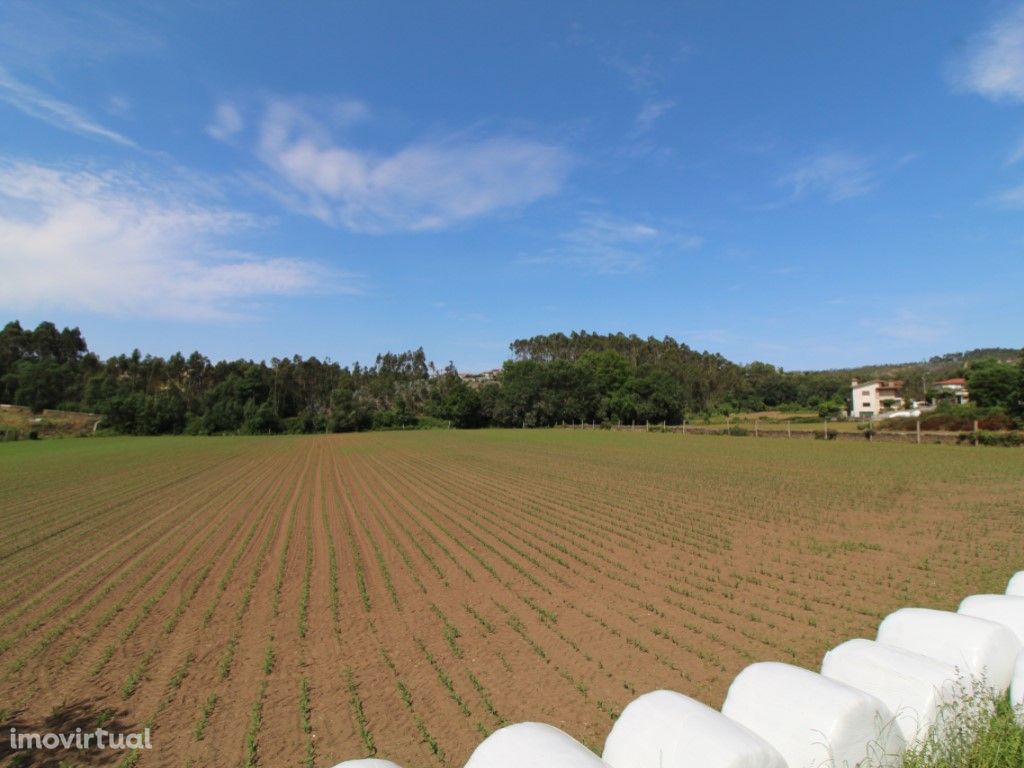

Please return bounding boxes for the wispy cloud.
[1009,137,1024,164]
[0,159,344,320]
[207,101,244,141]
[993,183,1024,208]
[954,4,1024,102]
[521,213,702,274]
[607,52,663,94]
[249,98,571,233]
[779,151,876,202]
[0,65,135,146]
[0,1,161,71]
[106,94,131,118]
[858,306,951,344]
[635,99,675,131]
[604,49,684,136]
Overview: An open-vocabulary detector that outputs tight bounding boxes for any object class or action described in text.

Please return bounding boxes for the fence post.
[823,419,828,440]
[754,419,759,437]
[974,419,979,447]
[682,419,686,434]
[646,420,650,432]
[787,422,791,438]
[916,417,921,445]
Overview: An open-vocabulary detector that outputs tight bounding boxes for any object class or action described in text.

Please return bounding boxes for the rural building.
[850,378,904,418]
[459,369,501,388]
[934,377,970,405]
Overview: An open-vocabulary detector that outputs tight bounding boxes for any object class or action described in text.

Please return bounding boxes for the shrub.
[957,431,1024,447]
[902,682,1023,768]
[879,405,1017,433]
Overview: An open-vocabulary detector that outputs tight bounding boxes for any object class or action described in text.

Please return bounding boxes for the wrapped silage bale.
[464,723,611,768]
[721,662,905,768]
[1006,571,1024,597]
[958,594,1024,643]
[821,638,958,746]
[602,689,787,768]
[330,761,404,768]
[876,608,1021,692]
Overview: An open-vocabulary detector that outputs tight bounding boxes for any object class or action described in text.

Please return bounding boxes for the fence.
[557,420,1017,446]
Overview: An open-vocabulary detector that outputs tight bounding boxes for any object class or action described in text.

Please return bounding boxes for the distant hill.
[800,347,1021,383]
[807,347,1019,373]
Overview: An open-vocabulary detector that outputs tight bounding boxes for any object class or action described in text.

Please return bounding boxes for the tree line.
[1,321,1021,435]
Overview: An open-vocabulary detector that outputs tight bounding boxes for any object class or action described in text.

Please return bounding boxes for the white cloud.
[608,53,662,94]
[207,101,244,141]
[779,151,875,202]
[0,65,135,146]
[994,183,1024,207]
[955,4,1024,102]
[522,212,702,274]
[253,99,571,233]
[0,2,161,71]
[106,94,131,118]
[1009,137,1024,164]
[0,159,341,320]
[635,99,675,131]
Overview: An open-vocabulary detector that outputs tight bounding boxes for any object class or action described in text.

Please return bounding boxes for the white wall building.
[850,379,904,419]
[935,377,969,405]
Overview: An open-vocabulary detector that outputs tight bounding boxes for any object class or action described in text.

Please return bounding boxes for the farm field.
[1,431,1023,767]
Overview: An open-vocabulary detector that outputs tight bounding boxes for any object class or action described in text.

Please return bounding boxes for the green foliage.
[878,405,1017,433]
[1012,349,1024,419]
[902,685,1024,768]
[957,431,1024,447]
[817,397,847,418]
[3,320,1020,436]
[966,359,1019,409]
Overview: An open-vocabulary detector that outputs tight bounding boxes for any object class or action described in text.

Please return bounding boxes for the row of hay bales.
[336,573,1024,768]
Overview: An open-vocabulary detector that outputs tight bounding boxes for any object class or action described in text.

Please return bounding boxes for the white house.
[850,379,904,419]
[935,377,969,405]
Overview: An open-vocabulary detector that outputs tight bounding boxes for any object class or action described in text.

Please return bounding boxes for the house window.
[862,402,871,408]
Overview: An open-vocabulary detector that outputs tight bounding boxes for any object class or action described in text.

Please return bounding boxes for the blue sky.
[1,2,1022,371]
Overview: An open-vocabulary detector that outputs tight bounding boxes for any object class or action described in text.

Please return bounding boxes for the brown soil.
[1,431,1022,767]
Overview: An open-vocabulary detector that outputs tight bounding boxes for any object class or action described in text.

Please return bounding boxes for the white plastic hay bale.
[958,594,1024,644]
[1006,572,1024,596]
[1013,651,1024,726]
[464,723,611,768]
[602,689,787,768]
[721,661,905,768]
[876,608,1020,692]
[330,761,404,768]
[821,638,958,746]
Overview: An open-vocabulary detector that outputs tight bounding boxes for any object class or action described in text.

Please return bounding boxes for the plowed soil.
[1,431,1022,767]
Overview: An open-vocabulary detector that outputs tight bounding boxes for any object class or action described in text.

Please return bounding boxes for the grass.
[902,685,1024,768]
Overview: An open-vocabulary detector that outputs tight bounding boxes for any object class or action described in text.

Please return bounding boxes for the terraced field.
[0,431,1022,767]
